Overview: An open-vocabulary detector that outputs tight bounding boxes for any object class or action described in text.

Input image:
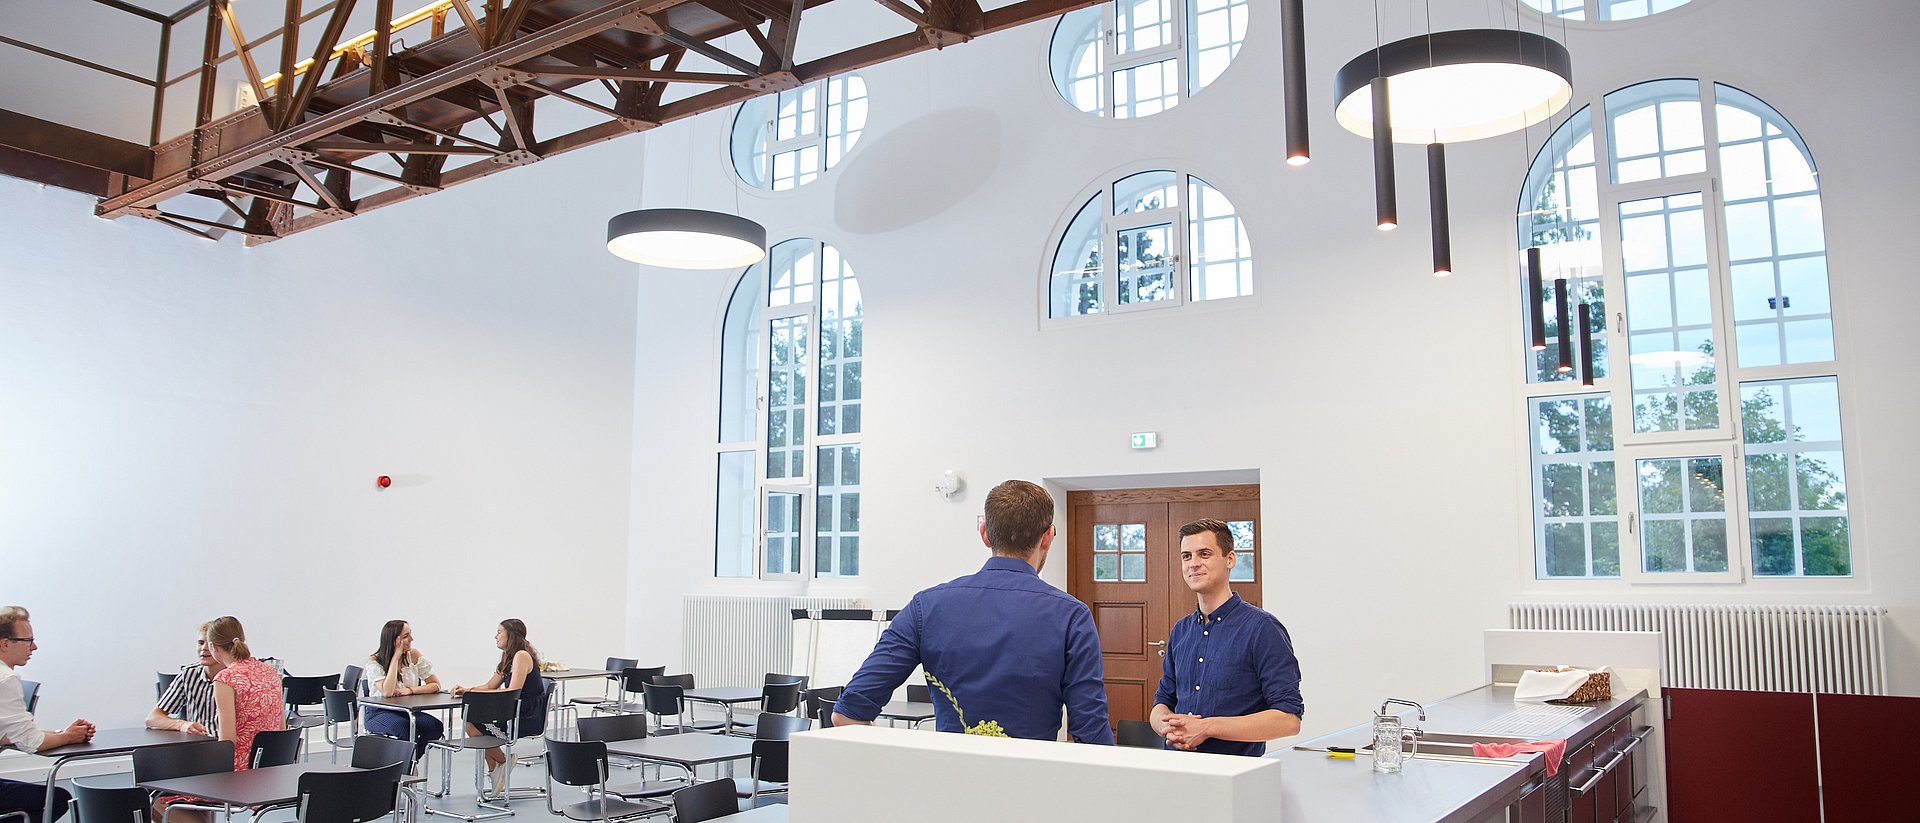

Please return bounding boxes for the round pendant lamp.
[605,208,767,269]
[1334,29,1572,145]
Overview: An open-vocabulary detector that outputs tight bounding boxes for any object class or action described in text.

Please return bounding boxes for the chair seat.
[429,734,511,750]
[569,696,610,705]
[604,778,690,800]
[593,702,645,714]
[558,796,666,822]
[730,777,788,799]
[286,715,327,729]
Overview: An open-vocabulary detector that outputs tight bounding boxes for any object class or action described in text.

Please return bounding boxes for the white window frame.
[1043,168,1253,323]
[1514,77,1858,588]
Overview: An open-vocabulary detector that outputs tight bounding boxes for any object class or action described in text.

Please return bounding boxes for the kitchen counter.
[1278,684,1647,823]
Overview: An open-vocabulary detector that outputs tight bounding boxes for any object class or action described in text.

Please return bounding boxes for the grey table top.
[139,763,359,806]
[1280,684,1648,823]
[543,669,617,681]
[35,728,209,758]
[876,701,934,721]
[684,687,763,704]
[361,691,464,711]
[602,733,756,766]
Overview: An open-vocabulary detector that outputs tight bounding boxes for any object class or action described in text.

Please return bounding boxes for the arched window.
[1519,79,1848,582]
[1048,0,1248,119]
[1522,0,1692,22]
[730,76,869,191]
[717,238,865,579]
[1048,169,1252,318]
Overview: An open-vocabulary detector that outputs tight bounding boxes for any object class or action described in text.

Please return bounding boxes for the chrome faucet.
[1375,699,1426,764]
[1378,698,1427,722]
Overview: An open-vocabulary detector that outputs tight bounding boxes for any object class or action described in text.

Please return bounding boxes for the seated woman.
[450,619,546,792]
[156,616,283,823]
[362,619,445,759]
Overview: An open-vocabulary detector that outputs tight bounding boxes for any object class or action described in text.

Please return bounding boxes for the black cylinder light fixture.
[1281,0,1310,166]
[1528,247,1547,351]
[1578,302,1596,386]
[1372,77,1396,231]
[1428,142,1450,276]
[1554,281,1574,374]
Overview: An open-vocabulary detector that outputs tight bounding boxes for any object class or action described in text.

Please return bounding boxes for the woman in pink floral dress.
[207,616,283,771]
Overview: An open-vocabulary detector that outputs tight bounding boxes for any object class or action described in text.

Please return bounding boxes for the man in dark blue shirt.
[832,480,1113,744]
[1150,519,1304,756]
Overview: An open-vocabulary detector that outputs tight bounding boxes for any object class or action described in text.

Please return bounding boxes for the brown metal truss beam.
[33,0,1106,242]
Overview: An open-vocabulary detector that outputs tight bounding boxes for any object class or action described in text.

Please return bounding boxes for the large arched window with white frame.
[729,75,869,191]
[717,238,865,579]
[1521,0,1692,22]
[1048,0,1248,119]
[1047,169,1253,318]
[1519,78,1849,583]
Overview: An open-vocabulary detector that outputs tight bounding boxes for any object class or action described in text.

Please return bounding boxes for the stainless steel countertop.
[1273,684,1647,823]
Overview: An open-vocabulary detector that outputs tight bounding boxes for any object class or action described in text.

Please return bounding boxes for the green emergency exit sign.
[1131,432,1159,450]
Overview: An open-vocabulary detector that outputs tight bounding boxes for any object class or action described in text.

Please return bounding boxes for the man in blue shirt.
[1150,519,1304,756]
[833,480,1113,744]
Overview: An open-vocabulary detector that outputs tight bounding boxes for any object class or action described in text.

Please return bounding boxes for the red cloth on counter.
[1471,739,1568,776]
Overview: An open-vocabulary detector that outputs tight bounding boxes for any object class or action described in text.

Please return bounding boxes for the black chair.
[1116,720,1164,749]
[134,740,233,823]
[577,715,688,800]
[350,734,416,771]
[340,665,365,698]
[18,680,37,715]
[156,670,181,702]
[669,779,742,823]
[321,687,360,757]
[640,683,723,737]
[726,680,804,735]
[765,673,809,692]
[425,689,543,820]
[749,713,808,742]
[249,728,304,768]
[295,761,405,823]
[906,684,931,703]
[541,739,668,822]
[803,687,842,728]
[731,739,791,807]
[571,657,638,713]
[591,666,665,717]
[73,780,151,823]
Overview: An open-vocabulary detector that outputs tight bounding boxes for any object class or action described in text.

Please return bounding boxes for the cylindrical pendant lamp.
[1554,282,1574,374]
[1428,143,1450,276]
[1372,77,1396,231]
[1528,247,1546,351]
[1281,0,1310,166]
[1577,302,1595,386]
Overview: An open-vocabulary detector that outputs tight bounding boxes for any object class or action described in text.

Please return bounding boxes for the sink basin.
[1362,732,1534,759]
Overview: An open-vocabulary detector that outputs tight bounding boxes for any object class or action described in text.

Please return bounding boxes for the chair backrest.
[751,738,790,784]
[284,674,340,707]
[460,690,521,738]
[577,713,648,743]
[249,728,303,769]
[542,739,608,788]
[764,673,809,692]
[760,681,803,715]
[297,761,404,823]
[619,666,666,694]
[1115,720,1164,749]
[133,740,234,783]
[156,670,180,701]
[18,680,37,715]
[753,713,810,741]
[322,688,358,724]
[350,735,415,770]
[803,690,839,727]
[518,676,553,739]
[670,778,741,823]
[605,658,639,686]
[652,673,696,690]
[73,781,151,823]
[906,684,931,704]
[340,665,365,697]
[641,682,684,717]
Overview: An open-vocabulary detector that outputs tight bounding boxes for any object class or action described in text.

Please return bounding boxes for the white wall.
[0,136,645,734]
[622,0,1920,741]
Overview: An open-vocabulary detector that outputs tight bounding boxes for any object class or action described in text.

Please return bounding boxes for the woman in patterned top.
[207,616,284,771]
[364,619,445,759]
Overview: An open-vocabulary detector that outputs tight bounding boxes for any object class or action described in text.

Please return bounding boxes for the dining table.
[23,728,208,823]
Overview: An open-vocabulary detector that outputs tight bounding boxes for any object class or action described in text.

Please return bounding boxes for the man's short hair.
[1177,519,1236,554]
[0,606,29,639]
[984,480,1054,555]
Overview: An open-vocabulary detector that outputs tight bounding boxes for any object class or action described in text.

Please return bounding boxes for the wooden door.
[1065,485,1262,729]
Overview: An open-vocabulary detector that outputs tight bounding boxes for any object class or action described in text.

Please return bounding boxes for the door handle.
[1147,640,1166,647]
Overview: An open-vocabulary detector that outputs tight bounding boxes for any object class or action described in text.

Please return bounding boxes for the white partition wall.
[790,726,1284,823]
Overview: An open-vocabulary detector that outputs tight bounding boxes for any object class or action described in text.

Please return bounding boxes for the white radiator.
[1509,603,1888,694]
[683,595,860,687]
